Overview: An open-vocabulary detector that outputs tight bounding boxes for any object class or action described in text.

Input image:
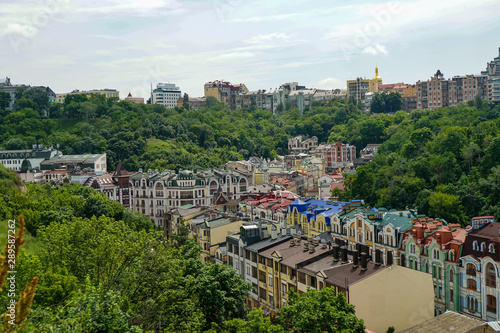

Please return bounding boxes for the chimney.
[333,244,340,261]
[361,252,368,270]
[309,244,315,253]
[375,249,382,265]
[303,242,310,252]
[341,246,348,263]
[271,228,277,240]
[352,249,359,267]
[290,239,295,247]
[281,228,286,236]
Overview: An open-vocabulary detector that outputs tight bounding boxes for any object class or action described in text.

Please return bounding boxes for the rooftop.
[399,311,485,333]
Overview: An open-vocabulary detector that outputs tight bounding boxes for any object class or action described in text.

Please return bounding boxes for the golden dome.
[373,66,382,84]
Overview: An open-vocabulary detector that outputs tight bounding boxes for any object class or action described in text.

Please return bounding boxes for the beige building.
[125,92,144,104]
[194,217,245,262]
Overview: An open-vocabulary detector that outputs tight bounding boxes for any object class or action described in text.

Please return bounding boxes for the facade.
[319,142,356,171]
[204,80,248,105]
[481,47,500,105]
[56,88,119,103]
[241,190,299,226]
[40,153,107,172]
[152,83,181,109]
[130,169,248,227]
[417,70,488,110]
[124,92,144,104]
[0,146,59,171]
[400,219,466,315]
[0,77,56,109]
[460,222,500,322]
[287,135,318,155]
[188,97,205,110]
[288,89,315,114]
[346,67,381,105]
[378,82,417,112]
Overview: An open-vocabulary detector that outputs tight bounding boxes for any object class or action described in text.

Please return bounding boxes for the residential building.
[204,80,248,105]
[319,142,356,171]
[56,88,119,103]
[124,92,144,104]
[460,221,500,321]
[40,153,107,173]
[0,145,59,171]
[417,70,488,110]
[165,205,210,239]
[193,216,246,262]
[288,89,315,114]
[288,135,318,155]
[152,83,181,109]
[313,89,347,102]
[226,221,296,309]
[187,97,206,110]
[378,82,417,112]
[400,219,466,315]
[0,77,56,108]
[130,169,249,227]
[346,67,381,106]
[241,190,299,226]
[482,47,500,105]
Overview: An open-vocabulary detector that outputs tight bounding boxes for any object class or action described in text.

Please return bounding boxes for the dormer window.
[448,250,454,261]
[490,244,496,253]
[473,241,479,251]
[481,242,487,252]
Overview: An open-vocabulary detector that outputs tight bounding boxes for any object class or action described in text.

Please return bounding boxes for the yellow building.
[346,67,381,103]
[195,217,245,262]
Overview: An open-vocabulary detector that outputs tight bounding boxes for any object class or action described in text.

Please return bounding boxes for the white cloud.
[362,44,388,56]
[317,78,344,89]
[246,33,291,44]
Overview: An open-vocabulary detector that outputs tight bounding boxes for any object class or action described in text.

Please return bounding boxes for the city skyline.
[1,0,500,98]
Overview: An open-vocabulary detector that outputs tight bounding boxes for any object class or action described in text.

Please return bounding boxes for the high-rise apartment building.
[152,83,181,109]
[482,47,500,105]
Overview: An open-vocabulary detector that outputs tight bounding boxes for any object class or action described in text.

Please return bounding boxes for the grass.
[0,218,44,256]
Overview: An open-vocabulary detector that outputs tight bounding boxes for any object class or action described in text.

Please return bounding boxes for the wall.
[350,266,434,333]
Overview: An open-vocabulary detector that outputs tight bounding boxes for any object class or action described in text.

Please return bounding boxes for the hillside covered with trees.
[2,88,500,224]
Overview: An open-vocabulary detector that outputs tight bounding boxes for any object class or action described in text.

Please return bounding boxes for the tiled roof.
[323,261,386,288]
[399,311,484,333]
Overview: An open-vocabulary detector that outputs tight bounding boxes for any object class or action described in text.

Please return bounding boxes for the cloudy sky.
[1,0,500,99]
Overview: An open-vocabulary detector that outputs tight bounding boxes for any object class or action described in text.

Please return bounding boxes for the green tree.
[277,288,365,333]
[183,93,190,110]
[0,92,11,109]
[370,93,385,113]
[206,96,219,108]
[428,191,466,225]
[220,308,284,333]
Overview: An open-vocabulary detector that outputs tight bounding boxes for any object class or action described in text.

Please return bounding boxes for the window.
[473,241,478,250]
[466,263,476,276]
[486,263,496,288]
[467,278,477,290]
[433,249,439,260]
[449,269,454,282]
[467,296,478,312]
[448,250,454,261]
[488,295,497,314]
[481,242,487,252]
[490,244,496,253]
[450,289,454,302]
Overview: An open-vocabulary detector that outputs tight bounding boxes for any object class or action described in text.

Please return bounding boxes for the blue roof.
[290,198,353,226]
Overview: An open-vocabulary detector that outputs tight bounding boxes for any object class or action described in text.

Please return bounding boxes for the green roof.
[179,204,196,209]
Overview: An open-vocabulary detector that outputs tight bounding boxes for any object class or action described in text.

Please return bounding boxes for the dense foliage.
[344,99,500,225]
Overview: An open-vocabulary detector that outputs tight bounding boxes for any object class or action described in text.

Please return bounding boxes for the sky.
[1,0,500,99]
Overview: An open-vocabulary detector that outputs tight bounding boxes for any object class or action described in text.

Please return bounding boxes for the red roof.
[472,216,494,220]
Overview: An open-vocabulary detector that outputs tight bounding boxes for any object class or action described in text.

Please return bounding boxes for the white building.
[152,83,181,109]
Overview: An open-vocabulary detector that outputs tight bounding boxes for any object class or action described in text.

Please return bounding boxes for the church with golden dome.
[346,67,382,110]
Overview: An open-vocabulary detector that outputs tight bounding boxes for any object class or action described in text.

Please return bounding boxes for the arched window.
[448,250,454,261]
[467,263,476,276]
[433,249,440,260]
[487,295,497,314]
[473,241,478,250]
[490,244,496,253]
[378,234,383,243]
[467,278,477,290]
[481,242,487,252]
[449,269,454,282]
[486,263,496,288]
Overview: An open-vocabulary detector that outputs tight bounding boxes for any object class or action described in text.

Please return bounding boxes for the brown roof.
[323,261,386,289]
[399,311,484,333]
[259,240,332,268]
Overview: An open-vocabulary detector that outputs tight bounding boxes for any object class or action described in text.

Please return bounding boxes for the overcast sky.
[1,0,500,99]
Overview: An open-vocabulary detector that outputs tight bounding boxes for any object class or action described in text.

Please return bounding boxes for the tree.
[277,288,365,333]
[428,191,466,225]
[4,137,27,150]
[205,96,219,108]
[0,92,11,109]
[386,91,402,113]
[183,93,190,110]
[370,93,386,113]
[220,308,284,333]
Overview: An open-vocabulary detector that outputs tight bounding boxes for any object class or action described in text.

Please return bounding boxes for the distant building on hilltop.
[482,47,500,105]
[0,77,55,109]
[125,92,144,104]
[151,83,181,109]
[56,88,119,103]
[346,67,381,111]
